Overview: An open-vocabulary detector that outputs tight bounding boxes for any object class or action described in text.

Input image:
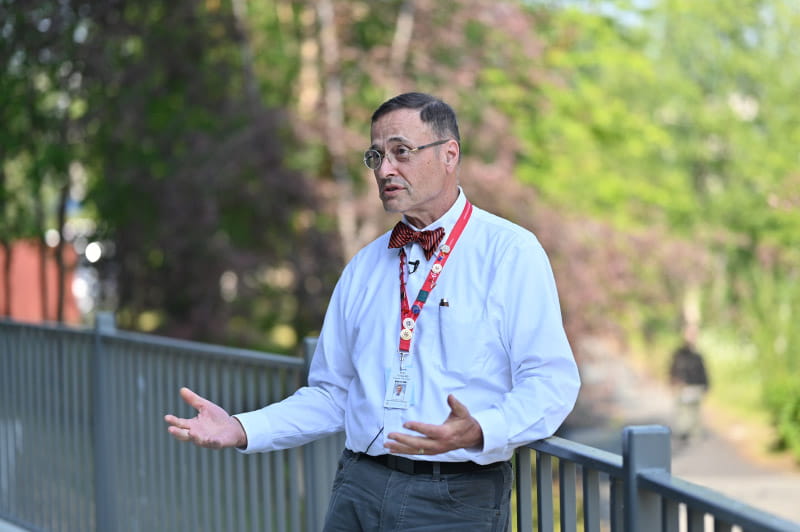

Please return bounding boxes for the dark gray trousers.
[322,450,512,532]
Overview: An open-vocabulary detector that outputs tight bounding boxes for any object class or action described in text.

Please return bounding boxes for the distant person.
[669,324,709,443]
[164,92,580,531]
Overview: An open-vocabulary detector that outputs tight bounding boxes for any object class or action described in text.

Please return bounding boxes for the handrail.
[0,316,306,367]
[529,435,623,476]
[639,470,800,532]
[518,426,800,532]
[107,328,306,367]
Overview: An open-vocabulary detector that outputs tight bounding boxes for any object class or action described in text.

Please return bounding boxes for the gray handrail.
[639,470,800,532]
[530,435,623,475]
[519,425,800,532]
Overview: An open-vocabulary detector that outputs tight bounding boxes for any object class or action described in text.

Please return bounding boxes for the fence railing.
[517,429,799,532]
[0,316,344,532]
[1,317,798,532]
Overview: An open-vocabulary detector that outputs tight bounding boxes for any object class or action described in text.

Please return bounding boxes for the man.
[165,92,580,531]
[669,323,709,443]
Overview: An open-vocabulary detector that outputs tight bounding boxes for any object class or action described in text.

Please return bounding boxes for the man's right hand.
[164,387,248,449]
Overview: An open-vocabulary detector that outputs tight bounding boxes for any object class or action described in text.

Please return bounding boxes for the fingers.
[385,423,447,455]
[384,395,481,455]
[163,413,183,427]
[165,389,203,432]
[164,413,194,431]
[384,433,437,456]
[400,394,468,436]
[164,413,193,441]
[402,420,439,437]
[165,388,243,449]
[165,388,205,445]
[167,425,192,442]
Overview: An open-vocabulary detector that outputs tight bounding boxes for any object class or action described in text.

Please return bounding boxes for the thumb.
[447,394,470,418]
[179,387,208,412]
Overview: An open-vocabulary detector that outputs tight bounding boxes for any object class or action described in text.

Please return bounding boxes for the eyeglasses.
[363,139,450,170]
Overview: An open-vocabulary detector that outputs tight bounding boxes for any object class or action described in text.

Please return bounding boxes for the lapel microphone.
[408,260,420,274]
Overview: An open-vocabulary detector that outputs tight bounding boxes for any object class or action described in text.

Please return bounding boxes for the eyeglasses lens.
[364,150,382,170]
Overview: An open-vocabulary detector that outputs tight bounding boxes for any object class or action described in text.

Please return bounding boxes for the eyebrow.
[369,136,411,151]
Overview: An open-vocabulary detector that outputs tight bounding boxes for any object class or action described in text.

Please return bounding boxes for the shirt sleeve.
[234,263,356,453]
[471,234,580,456]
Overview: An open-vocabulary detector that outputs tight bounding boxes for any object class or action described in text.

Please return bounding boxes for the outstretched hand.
[384,394,484,456]
[164,387,247,450]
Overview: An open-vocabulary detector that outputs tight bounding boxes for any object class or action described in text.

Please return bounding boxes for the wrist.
[231,415,248,449]
[468,417,484,450]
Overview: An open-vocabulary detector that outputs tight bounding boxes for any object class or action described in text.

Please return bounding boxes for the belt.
[358,452,501,475]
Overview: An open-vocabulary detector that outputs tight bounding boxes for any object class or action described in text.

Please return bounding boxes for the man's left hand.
[384,394,484,456]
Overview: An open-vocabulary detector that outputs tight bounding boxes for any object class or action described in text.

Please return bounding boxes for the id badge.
[384,352,414,409]
[384,374,410,409]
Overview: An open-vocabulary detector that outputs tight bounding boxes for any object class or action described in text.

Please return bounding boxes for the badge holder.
[384,351,413,409]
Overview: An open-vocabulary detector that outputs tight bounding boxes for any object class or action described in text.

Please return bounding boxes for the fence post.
[302,337,317,387]
[301,337,329,531]
[92,312,116,532]
[514,447,533,532]
[623,425,671,532]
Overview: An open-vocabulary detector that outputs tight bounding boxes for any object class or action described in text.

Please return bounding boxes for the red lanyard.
[397,201,473,353]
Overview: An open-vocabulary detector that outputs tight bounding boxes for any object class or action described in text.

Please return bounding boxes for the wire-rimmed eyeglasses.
[363,139,450,170]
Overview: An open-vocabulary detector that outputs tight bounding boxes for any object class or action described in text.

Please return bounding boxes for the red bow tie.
[388,223,445,260]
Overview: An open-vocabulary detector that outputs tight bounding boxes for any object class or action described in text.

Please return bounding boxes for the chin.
[381,199,404,213]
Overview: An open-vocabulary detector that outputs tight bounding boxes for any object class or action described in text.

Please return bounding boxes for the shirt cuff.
[471,407,507,455]
[233,410,273,454]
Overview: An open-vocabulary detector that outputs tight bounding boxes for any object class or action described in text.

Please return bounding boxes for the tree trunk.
[230,0,260,113]
[38,240,48,321]
[297,4,321,119]
[55,182,69,322]
[0,158,9,316]
[36,194,48,322]
[389,0,416,93]
[317,0,360,260]
[1,241,10,317]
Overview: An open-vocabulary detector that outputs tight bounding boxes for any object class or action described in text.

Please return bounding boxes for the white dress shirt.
[235,190,581,464]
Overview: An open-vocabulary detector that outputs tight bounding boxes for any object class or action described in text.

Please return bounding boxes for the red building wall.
[0,240,81,324]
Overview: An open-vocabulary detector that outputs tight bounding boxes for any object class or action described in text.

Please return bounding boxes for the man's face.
[369,108,459,228]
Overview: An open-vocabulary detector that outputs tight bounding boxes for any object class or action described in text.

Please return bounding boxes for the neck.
[404,188,460,228]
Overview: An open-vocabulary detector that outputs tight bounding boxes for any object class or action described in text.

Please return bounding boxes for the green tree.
[0,0,86,320]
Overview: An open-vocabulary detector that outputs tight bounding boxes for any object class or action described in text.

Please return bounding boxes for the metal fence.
[515,429,799,532]
[0,317,344,532]
[2,317,799,532]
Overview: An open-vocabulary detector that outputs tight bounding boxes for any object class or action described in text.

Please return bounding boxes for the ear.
[443,139,460,171]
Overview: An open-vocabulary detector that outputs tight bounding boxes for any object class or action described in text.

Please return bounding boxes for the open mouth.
[382,183,405,194]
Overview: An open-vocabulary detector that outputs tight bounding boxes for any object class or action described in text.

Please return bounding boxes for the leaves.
[2,2,798,453]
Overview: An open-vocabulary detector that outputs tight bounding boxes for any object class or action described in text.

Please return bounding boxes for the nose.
[376,152,398,177]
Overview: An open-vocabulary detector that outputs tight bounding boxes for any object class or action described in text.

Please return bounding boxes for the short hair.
[371,92,461,144]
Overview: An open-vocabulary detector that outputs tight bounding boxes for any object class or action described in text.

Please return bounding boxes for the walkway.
[562,340,800,525]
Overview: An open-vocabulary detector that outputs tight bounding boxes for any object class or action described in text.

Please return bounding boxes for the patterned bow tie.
[388,222,445,260]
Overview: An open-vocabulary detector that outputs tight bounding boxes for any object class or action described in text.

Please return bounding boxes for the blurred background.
[1,0,798,466]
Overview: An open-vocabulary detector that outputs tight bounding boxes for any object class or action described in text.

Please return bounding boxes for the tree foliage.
[3,0,799,455]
